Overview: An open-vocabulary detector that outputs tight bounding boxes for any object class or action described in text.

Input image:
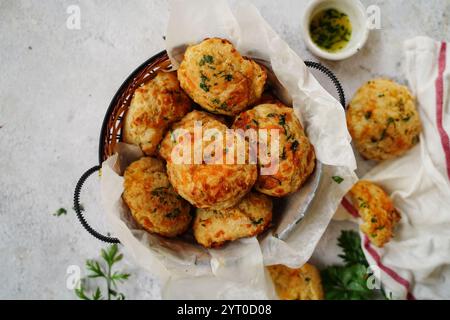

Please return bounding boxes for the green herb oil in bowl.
[309,8,352,53]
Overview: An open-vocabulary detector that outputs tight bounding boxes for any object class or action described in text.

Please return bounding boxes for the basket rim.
[98,50,168,165]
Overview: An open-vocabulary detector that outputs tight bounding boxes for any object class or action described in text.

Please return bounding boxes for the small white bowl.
[301,0,369,61]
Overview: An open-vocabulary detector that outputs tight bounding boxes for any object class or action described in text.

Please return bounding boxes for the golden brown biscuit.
[232,103,316,197]
[123,71,192,155]
[193,192,272,248]
[267,263,324,300]
[349,180,401,247]
[347,78,422,160]
[122,157,192,237]
[178,38,266,116]
[159,110,257,209]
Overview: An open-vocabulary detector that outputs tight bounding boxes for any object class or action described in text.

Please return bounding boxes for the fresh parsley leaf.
[337,230,368,267]
[53,207,67,217]
[321,264,374,300]
[199,74,210,92]
[321,230,384,300]
[199,55,214,66]
[75,244,130,300]
[332,176,344,184]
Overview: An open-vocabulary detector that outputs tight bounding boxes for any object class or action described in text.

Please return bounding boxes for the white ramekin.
[301,0,370,61]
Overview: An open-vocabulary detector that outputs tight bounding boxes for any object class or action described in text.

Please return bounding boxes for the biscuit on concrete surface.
[349,180,401,247]
[347,78,421,160]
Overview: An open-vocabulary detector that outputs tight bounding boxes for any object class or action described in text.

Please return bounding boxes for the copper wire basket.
[73,50,346,244]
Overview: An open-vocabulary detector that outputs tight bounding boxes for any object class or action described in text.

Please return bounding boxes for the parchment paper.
[100,0,358,299]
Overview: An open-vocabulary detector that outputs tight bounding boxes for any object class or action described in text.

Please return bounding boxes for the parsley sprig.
[337,230,368,266]
[75,244,130,300]
[321,230,380,300]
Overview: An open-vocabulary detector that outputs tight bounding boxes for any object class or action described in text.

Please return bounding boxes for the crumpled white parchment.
[100,0,357,299]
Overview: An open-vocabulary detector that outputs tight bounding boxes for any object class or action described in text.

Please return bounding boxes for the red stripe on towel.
[341,198,359,218]
[363,235,416,300]
[435,42,450,179]
[341,199,416,299]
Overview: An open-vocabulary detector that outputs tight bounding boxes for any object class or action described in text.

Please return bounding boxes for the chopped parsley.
[364,111,372,120]
[199,55,214,66]
[252,218,264,225]
[387,117,395,125]
[165,208,181,219]
[199,73,210,92]
[309,8,352,53]
[359,199,369,209]
[332,176,344,184]
[151,187,168,196]
[53,207,67,217]
[219,102,229,110]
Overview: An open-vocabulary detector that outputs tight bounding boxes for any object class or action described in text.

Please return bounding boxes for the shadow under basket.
[73,50,346,244]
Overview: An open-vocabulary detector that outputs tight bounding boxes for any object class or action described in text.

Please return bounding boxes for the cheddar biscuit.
[178,38,266,116]
[123,71,192,155]
[159,110,257,209]
[267,263,324,300]
[232,103,315,197]
[122,157,192,237]
[193,192,272,248]
[347,79,421,160]
[349,180,401,247]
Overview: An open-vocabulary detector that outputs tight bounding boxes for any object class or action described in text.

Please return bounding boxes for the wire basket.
[74,50,346,244]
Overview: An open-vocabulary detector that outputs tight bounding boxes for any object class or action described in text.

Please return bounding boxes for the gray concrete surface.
[0,0,448,299]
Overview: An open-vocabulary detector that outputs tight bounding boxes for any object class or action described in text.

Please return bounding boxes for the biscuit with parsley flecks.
[349,180,401,247]
[193,192,272,248]
[347,78,421,160]
[123,71,192,155]
[122,157,192,237]
[232,103,315,197]
[178,38,266,116]
[159,110,257,209]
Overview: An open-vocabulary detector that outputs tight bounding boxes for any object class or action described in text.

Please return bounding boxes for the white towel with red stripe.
[336,37,450,300]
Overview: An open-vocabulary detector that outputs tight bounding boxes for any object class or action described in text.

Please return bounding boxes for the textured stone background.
[0,0,448,299]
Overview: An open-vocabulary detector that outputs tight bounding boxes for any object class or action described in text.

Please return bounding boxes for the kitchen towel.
[337,36,450,300]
